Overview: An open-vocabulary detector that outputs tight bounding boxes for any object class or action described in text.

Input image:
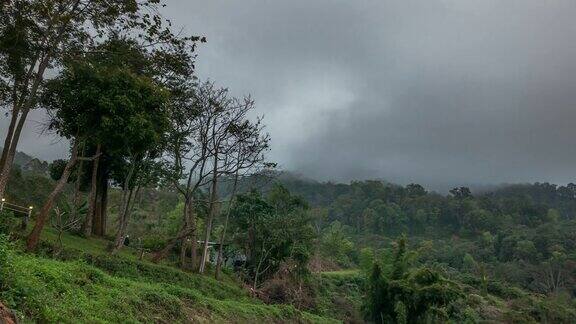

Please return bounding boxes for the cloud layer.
[3,0,576,190]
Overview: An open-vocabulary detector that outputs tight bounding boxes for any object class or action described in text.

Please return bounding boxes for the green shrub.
[0,211,19,235]
[139,234,166,250]
[0,230,338,323]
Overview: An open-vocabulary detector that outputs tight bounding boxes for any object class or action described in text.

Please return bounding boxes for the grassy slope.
[0,229,338,323]
[313,270,364,323]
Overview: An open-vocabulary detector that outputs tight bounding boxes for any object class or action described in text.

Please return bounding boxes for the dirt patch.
[0,301,17,324]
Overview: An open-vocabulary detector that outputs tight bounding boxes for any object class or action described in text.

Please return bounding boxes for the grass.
[312,269,364,322]
[0,231,339,323]
[319,269,361,278]
[36,227,251,302]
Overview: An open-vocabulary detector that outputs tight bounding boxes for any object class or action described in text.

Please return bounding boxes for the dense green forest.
[2,165,576,322]
[1,1,575,323]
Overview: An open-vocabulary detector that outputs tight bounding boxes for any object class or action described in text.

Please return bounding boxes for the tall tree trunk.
[189,201,198,271]
[26,140,79,251]
[101,178,109,235]
[0,55,51,199]
[184,196,199,271]
[93,182,102,236]
[0,105,20,194]
[214,222,228,279]
[215,170,240,280]
[180,237,188,268]
[82,144,101,237]
[0,107,30,199]
[253,245,270,290]
[179,202,190,268]
[199,157,219,274]
[110,186,136,254]
[72,143,85,221]
[93,172,109,236]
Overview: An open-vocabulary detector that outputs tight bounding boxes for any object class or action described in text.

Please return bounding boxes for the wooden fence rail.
[0,198,34,229]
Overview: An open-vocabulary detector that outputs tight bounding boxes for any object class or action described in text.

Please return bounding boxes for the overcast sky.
[3,0,576,191]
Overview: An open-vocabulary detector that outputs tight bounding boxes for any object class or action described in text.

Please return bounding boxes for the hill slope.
[0,229,337,323]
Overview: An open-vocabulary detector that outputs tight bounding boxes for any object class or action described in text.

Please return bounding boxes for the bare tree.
[152,81,271,274]
[198,85,270,274]
[151,82,216,267]
[51,205,82,256]
[214,120,271,280]
[532,253,576,295]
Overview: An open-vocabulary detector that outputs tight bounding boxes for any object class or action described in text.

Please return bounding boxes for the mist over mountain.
[5,0,576,190]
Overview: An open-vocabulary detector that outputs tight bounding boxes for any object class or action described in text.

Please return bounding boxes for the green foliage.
[391,235,408,279]
[0,231,336,323]
[320,221,355,267]
[462,253,476,272]
[232,186,316,285]
[0,234,11,267]
[364,237,468,323]
[546,208,561,223]
[5,168,60,207]
[3,167,576,324]
[312,270,364,322]
[394,301,407,324]
[44,57,169,147]
[515,239,538,262]
[364,263,386,322]
[359,247,375,274]
[0,210,19,235]
[271,176,576,302]
[48,159,67,181]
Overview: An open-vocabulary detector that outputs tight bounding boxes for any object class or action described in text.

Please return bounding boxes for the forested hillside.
[1,1,575,323]
[3,168,575,322]
[0,147,43,171]
[272,175,576,322]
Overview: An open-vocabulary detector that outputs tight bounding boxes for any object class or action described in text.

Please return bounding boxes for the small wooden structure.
[0,198,33,229]
[196,240,227,264]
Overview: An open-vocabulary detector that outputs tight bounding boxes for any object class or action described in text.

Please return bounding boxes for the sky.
[3,0,576,191]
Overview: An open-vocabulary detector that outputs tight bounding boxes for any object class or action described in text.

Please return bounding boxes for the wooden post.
[138,238,145,260]
[22,206,32,230]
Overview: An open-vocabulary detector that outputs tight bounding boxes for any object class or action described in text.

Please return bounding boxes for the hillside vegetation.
[0,228,336,323]
[0,1,575,322]
[3,170,576,323]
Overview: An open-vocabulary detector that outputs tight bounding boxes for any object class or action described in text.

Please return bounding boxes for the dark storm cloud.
[165,0,576,189]
[4,0,576,190]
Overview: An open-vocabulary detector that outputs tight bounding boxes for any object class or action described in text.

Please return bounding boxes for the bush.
[140,234,166,250]
[0,234,11,267]
[0,236,335,323]
[0,211,19,235]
